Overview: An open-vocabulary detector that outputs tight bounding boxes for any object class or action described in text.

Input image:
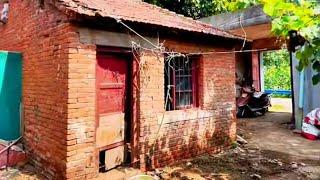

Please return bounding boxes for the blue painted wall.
[0,51,22,141]
[264,89,291,96]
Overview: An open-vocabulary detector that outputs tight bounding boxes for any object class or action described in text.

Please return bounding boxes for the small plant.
[231,141,238,149]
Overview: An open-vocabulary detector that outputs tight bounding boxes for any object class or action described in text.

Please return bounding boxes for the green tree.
[263,50,291,91]
[229,0,320,84]
[143,0,231,19]
[264,49,290,67]
[145,0,320,84]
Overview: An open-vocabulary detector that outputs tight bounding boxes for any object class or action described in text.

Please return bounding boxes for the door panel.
[104,145,125,170]
[96,53,129,170]
[97,55,127,114]
[96,113,125,147]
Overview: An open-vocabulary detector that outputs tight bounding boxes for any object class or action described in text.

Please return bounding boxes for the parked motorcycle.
[236,86,271,118]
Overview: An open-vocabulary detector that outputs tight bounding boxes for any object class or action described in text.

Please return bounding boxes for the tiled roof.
[56,0,241,39]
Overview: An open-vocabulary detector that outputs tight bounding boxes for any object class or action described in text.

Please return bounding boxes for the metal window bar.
[174,57,193,109]
[165,56,198,111]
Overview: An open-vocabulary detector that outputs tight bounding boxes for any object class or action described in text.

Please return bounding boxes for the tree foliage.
[229,0,320,85]
[144,0,320,84]
[264,49,290,67]
[143,0,231,19]
[226,0,259,11]
[263,50,291,91]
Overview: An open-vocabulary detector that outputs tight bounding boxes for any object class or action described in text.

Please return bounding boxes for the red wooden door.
[96,53,129,169]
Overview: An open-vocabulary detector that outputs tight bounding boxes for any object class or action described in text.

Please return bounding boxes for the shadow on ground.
[154,112,320,180]
[2,111,320,180]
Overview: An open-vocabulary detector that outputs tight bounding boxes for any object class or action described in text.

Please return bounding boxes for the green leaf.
[296,61,304,72]
[312,73,320,85]
[313,61,320,72]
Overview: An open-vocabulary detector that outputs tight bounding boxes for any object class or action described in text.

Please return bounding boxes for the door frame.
[95,46,138,169]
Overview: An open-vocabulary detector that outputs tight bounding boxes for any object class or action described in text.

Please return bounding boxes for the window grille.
[165,56,199,111]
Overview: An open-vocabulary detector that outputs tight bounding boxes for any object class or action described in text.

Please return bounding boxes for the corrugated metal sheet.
[56,0,241,39]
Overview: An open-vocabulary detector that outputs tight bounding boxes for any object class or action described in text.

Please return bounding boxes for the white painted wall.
[259,52,265,92]
[292,53,320,129]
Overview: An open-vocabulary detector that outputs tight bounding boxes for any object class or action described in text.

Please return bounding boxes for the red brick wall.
[0,0,74,179]
[136,40,237,170]
[0,0,237,178]
[68,33,237,173]
[66,43,97,179]
[0,1,98,178]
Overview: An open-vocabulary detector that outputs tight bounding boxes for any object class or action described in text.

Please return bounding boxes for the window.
[165,56,198,111]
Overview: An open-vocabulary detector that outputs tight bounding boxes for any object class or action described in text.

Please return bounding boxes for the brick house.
[0,0,241,179]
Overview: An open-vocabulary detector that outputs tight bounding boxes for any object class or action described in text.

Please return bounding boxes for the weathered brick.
[136,41,237,170]
[0,0,237,179]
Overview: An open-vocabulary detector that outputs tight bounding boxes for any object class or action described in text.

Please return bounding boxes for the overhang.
[201,5,284,50]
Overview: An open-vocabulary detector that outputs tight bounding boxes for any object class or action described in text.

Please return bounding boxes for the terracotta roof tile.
[56,0,241,39]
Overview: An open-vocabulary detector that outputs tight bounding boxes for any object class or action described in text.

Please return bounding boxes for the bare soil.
[1,106,320,180]
[153,112,320,180]
[0,163,40,180]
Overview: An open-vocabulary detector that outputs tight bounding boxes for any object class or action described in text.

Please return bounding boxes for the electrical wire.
[117,19,162,50]
[239,14,247,50]
[116,17,262,166]
[117,19,265,57]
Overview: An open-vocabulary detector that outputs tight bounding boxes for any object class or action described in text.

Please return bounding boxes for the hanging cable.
[116,18,266,57]
[116,18,162,50]
[239,14,247,50]
[118,15,264,168]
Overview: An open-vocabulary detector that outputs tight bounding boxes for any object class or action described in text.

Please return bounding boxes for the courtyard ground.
[151,111,320,180]
[269,97,292,113]
[1,98,319,180]
[147,98,320,179]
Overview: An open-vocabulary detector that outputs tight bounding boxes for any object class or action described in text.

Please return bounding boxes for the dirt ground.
[0,163,40,180]
[1,99,320,180]
[153,111,320,180]
[269,98,292,113]
[151,98,320,180]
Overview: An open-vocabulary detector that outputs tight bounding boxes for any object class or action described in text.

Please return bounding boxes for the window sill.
[167,107,199,112]
[157,108,214,125]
